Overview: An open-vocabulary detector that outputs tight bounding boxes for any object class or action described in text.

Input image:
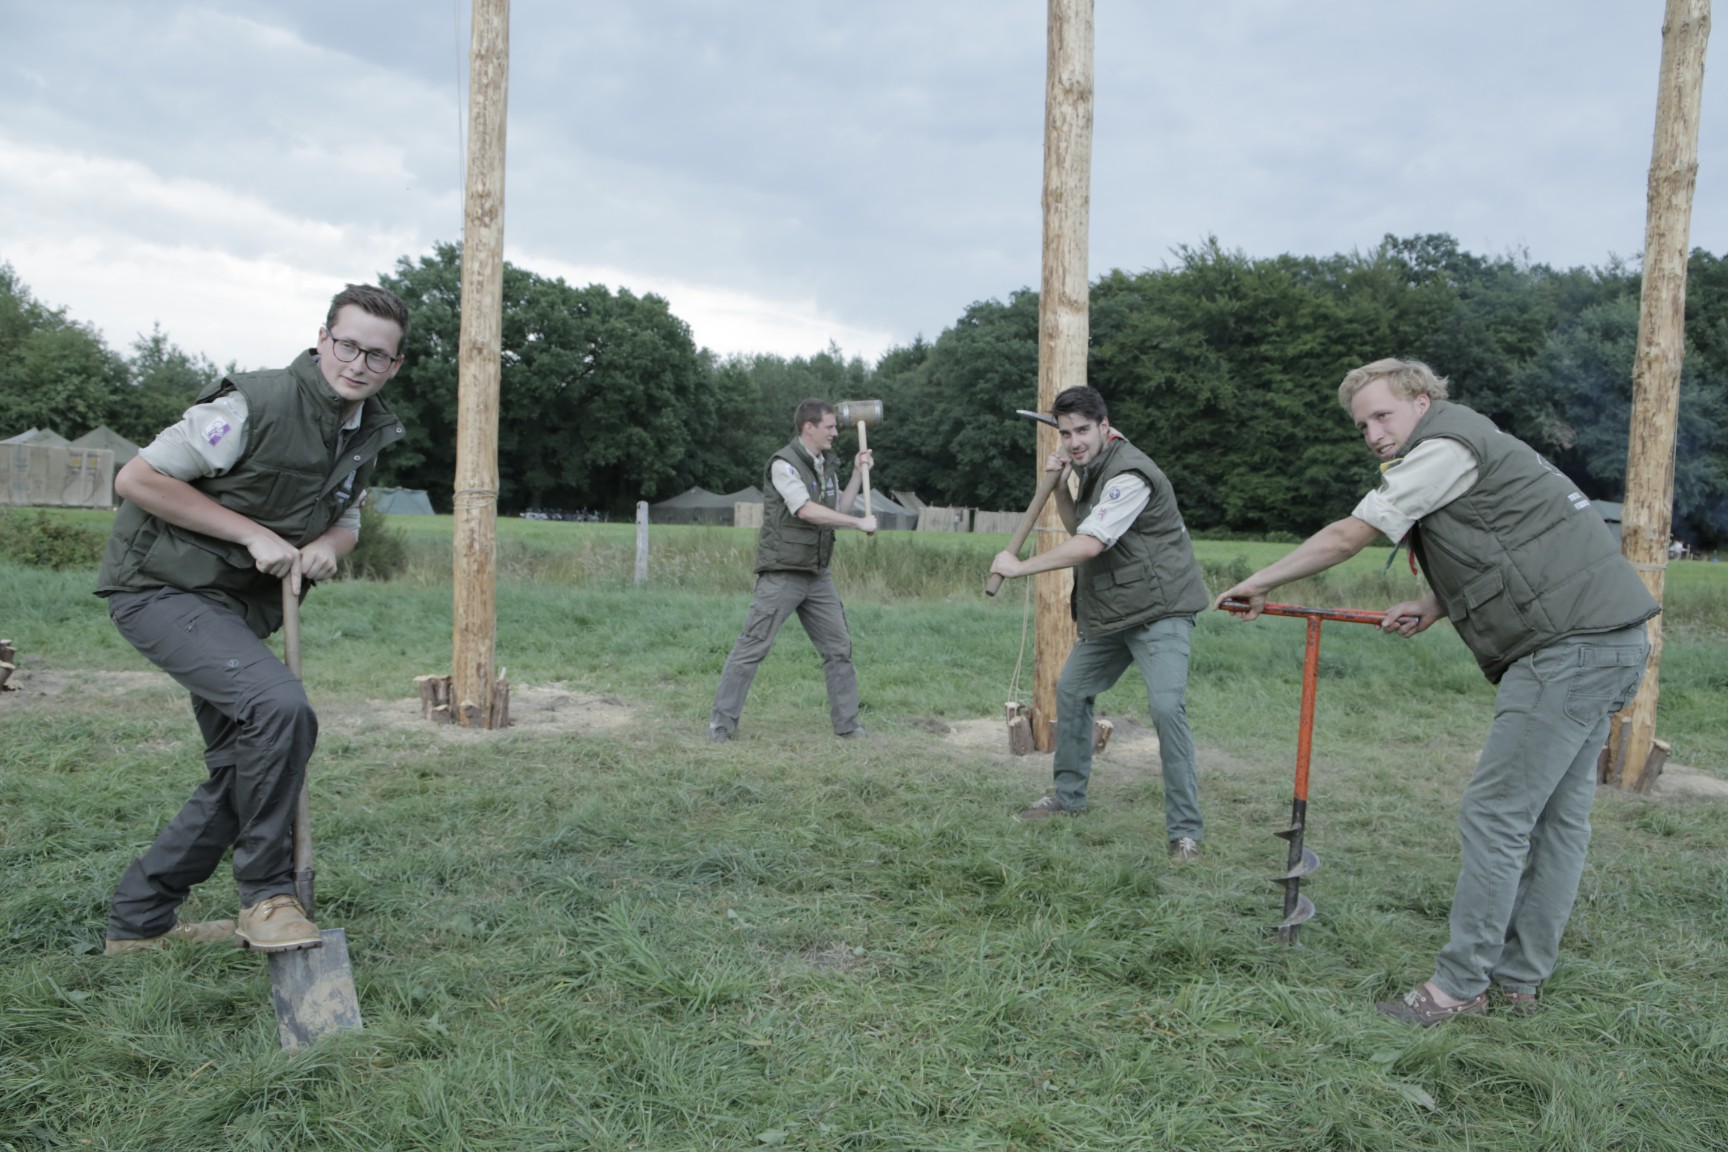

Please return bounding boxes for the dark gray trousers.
[105,587,315,939]
[709,570,861,737]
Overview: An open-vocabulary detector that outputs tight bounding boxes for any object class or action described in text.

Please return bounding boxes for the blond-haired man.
[1218,358,1656,1024]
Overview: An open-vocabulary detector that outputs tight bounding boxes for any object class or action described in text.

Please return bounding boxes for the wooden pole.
[1031,0,1093,750]
[1607,0,1711,792]
[634,500,649,587]
[451,0,510,728]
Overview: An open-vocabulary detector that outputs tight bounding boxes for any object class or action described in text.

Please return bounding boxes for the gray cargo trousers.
[1052,614,1201,838]
[1432,623,1650,1001]
[709,569,861,737]
[105,587,315,940]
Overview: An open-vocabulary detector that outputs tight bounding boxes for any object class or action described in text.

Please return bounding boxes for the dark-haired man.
[1216,357,1656,1024]
[708,398,877,743]
[97,283,409,956]
[990,386,1210,858]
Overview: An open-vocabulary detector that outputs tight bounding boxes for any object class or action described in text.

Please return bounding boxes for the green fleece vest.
[97,350,405,637]
[1071,436,1210,638]
[1401,400,1657,682]
[754,438,841,574]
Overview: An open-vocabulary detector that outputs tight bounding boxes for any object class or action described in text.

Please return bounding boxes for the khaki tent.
[650,486,752,525]
[2,427,71,447]
[70,425,142,469]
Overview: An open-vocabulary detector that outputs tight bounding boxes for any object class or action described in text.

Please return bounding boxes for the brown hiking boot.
[104,918,237,955]
[1168,837,1201,862]
[1375,984,1488,1026]
[234,895,323,954]
[1014,796,1075,821]
[1497,987,1540,1016]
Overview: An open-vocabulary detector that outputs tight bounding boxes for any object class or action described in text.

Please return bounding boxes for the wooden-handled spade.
[268,577,364,1049]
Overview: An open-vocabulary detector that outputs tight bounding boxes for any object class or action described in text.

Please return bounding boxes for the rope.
[452,487,498,510]
[1005,572,1034,705]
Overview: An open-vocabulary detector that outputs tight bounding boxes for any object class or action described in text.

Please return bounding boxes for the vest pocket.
[1453,567,1529,646]
[139,525,257,594]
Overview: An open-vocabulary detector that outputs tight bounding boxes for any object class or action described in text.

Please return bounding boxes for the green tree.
[379,243,713,514]
[115,325,224,445]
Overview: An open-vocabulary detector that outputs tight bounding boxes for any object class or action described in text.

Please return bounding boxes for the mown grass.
[3,513,1727,1151]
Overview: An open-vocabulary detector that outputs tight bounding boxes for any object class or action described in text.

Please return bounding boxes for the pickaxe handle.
[985,468,1065,597]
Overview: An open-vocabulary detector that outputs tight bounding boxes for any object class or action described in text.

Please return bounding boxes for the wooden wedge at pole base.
[416,672,513,728]
[1005,702,1034,756]
[1598,712,1671,795]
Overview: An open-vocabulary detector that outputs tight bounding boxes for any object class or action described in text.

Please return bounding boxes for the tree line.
[5,233,1727,546]
[0,264,224,450]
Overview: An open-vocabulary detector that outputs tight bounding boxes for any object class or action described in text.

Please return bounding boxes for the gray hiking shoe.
[1168,836,1201,862]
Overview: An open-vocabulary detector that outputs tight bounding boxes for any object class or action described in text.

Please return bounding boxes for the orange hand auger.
[1217,599,1391,945]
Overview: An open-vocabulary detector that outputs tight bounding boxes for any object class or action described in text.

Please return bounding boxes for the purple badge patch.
[1106,486,1121,502]
[203,418,231,447]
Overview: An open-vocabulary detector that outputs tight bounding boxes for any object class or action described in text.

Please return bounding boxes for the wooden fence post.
[635,501,649,587]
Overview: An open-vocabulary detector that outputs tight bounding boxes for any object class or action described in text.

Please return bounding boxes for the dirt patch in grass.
[938,713,1167,787]
[338,682,637,740]
[1651,763,1728,801]
[2,668,637,739]
[0,668,169,701]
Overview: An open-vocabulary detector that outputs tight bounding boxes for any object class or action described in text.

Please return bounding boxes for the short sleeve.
[1350,438,1479,542]
[135,392,250,480]
[1074,473,1152,548]
[771,459,810,513]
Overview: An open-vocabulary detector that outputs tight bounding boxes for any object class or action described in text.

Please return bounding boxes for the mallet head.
[836,399,883,429]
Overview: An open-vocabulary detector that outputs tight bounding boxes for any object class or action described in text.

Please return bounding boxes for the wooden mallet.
[835,399,884,518]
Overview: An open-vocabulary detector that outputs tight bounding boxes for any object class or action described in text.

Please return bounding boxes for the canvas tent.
[2,427,71,446]
[3,436,112,508]
[650,486,763,525]
[370,487,435,515]
[70,425,141,469]
[852,491,916,531]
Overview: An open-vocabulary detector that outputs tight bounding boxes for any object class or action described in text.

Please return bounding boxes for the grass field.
[4,514,1727,1150]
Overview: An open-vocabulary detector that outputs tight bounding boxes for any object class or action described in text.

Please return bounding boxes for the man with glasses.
[708,398,877,743]
[96,283,409,956]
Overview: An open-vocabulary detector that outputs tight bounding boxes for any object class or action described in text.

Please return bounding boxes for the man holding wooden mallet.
[708,398,877,743]
[990,386,1210,859]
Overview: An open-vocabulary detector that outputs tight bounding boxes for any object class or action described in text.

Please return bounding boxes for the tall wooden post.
[1031,0,1093,750]
[1607,0,1711,792]
[452,0,510,728]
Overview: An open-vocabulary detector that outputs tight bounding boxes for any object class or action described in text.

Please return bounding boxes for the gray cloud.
[1,0,1719,371]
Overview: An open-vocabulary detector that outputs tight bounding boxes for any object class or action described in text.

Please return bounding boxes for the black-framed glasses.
[326,334,401,373]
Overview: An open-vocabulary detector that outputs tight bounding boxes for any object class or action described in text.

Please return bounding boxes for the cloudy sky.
[3,1,1723,372]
